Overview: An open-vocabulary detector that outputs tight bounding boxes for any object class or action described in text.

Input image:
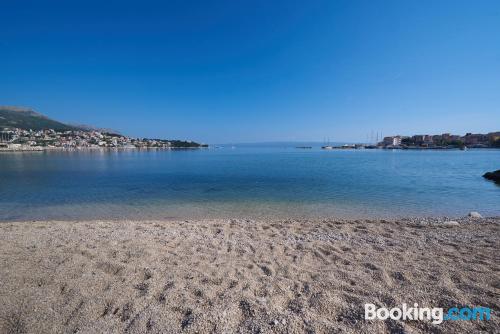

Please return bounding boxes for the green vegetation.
[401,137,412,145]
[448,140,465,149]
[168,140,208,148]
[491,138,500,148]
[0,106,208,148]
[0,106,78,131]
[401,136,465,148]
[144,138,207,148]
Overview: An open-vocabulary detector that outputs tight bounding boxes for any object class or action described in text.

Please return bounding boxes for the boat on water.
[321,145,334,150]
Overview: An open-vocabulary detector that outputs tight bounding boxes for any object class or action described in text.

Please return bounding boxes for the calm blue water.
[1,146,499,221]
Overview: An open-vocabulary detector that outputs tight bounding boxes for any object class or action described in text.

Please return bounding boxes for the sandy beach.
[0,217,498,333]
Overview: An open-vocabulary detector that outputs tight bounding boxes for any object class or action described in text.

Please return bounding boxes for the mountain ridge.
[0,106,80,131]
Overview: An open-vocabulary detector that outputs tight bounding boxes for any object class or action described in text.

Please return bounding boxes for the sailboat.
[321,137,334,150]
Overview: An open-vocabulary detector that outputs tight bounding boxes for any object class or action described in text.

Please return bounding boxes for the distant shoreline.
[323,146,500,150]
[0,146,209,152]
[3,145,500,152]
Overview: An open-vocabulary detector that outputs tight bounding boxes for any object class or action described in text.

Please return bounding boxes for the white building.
[382,136,402,146]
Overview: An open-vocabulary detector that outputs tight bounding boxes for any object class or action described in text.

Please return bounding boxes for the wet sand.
[0,217,498,333]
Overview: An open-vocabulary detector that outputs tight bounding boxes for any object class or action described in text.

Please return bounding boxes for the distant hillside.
[0,106,206,147]
[67,123,122,135]
[0,106,79,131]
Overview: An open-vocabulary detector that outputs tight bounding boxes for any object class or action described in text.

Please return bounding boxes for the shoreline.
[0,146,209,152]
[1,214,499,224]
[2,145,500,152]
[2,214,499,225]
[1,217,498,333]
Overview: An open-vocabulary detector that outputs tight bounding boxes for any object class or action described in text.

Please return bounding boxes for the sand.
[0,217,498,333]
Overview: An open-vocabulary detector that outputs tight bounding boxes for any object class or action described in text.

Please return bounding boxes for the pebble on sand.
[443,221,460,227]
[468,211,483,219]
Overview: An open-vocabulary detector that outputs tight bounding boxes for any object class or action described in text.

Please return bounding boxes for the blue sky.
[1,0,499,143]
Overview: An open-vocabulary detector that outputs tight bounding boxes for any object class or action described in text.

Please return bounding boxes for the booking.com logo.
[365,303,492,325]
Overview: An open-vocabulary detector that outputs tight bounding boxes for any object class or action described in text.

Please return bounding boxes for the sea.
[1,144,499,221]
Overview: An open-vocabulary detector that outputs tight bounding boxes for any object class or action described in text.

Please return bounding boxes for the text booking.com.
[365,303,492,325]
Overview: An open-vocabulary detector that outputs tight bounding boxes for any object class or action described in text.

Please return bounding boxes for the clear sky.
[1,0,499,143]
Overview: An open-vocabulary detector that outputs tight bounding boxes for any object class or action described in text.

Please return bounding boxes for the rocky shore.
[483,170,500,184]
[0,217,498,333]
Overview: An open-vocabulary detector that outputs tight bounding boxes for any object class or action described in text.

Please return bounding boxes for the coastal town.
[2,127,499,151]
[0,128,207,151]
[321,131,500,150]
[378,132,500,149]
